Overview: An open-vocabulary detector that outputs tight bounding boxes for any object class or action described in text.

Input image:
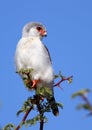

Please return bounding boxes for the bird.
[15,22,59,116]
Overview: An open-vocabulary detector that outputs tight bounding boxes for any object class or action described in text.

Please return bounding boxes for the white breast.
[15,37,54,83]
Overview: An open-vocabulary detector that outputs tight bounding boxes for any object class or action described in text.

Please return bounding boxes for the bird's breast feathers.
[15,37,54,82]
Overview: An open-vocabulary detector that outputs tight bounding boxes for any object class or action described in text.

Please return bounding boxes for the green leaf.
[68,77,73,84]
[16,68,35,90]
[56,102,63,109]
[16,110,24,116]
[16,97,34,116]
[76,104,91,110]
[54,71,63,79]
[4,124,16,130]
[72,89,90,98]
[24,115,41,127]
[36,87,53,96]
[54,74,60,79]
[17,68,34,75]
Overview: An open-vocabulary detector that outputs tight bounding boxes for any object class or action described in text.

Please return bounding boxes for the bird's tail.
[47,96,59,116]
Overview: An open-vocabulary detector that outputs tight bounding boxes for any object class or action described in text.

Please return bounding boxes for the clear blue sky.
[0,0,92,129]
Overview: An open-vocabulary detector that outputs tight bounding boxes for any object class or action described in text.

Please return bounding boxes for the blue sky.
[0,0,92,129]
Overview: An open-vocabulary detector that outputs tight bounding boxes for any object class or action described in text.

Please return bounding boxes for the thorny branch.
[82,95,91,107]
[4,70,73,130]
[15,106,33,130]
[54,75,73,88]
[15,95,44,130]
[15,75,73,130]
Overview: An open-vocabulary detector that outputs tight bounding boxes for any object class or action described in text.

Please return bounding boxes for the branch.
[82,95,91,107]
[15,95,44,130]
[72,89,92,116]
[54,75,73,87]
[15,106,33,130]
[4,70,72,130]
[36,96,44,130]
[81,95,92,115]
[40,119,44,130]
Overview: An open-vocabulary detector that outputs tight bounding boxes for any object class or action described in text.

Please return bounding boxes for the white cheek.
[29,28,38,36]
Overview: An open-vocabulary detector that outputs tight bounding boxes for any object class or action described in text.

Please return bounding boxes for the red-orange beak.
[40,29,47,37]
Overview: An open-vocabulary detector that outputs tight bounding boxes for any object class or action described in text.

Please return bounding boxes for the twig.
[40,114,44,130]
[15,106,33,130]
[36,96,44,130]
[54,75,73,87]
[82,95,91,107]
[81,95,92,116]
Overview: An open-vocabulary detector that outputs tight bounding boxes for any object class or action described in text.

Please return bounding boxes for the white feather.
[15,37,54,83]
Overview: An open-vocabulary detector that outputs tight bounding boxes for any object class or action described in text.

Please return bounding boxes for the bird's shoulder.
[17,37,40,48]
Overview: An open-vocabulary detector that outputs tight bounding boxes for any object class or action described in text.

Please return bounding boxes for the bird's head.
[22,22,47,39]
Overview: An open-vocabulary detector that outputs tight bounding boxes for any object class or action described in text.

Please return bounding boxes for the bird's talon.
[31,80,40,88]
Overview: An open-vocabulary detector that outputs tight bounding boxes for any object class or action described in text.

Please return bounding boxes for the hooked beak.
[40,29,47,37]
[43,31,47,37]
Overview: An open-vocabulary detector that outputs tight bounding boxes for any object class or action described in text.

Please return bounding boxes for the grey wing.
[43,44,52,63]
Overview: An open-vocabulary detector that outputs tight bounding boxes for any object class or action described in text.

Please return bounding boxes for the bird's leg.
[32,79,41,88]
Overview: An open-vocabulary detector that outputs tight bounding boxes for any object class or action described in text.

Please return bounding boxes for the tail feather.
[47,96,59,116]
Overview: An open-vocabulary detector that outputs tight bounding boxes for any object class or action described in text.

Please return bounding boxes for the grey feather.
[22,22,46,37]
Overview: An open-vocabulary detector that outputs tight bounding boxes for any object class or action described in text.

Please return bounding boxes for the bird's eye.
[37,26,42,31]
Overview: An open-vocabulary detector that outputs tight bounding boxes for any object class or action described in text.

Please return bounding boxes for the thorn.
[57,85,64,91]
